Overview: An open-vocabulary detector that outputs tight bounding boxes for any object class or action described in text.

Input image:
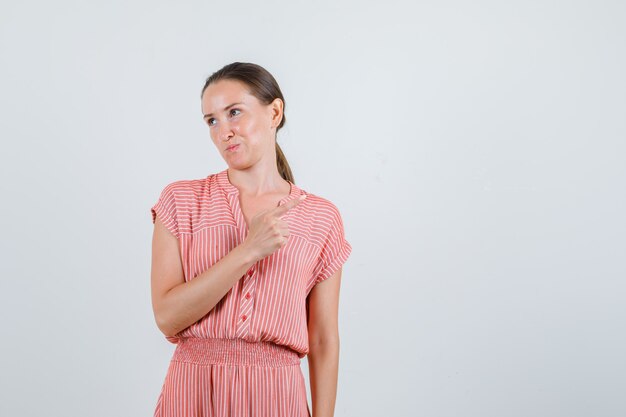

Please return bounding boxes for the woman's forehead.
[205,79,250,98]
[202,81,254,110]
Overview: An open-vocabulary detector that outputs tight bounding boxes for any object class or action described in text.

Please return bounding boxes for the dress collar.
[215,168,301,206]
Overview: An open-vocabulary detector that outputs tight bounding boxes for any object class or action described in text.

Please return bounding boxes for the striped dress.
[150,168,352,417]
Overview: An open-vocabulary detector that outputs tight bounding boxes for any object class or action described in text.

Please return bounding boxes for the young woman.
[150,62,352,417]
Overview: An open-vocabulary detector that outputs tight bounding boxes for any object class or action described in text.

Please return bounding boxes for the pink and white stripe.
[150,168,352,417]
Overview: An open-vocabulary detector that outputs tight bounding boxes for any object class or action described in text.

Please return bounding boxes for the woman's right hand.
[242,194,307,262]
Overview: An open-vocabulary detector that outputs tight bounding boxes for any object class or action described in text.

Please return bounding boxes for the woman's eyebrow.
[203,102,244,119]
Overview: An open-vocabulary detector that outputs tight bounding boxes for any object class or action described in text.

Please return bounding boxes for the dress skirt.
[153,338,311,417]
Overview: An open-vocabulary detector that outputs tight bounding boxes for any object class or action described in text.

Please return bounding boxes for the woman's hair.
[201,62,294,184]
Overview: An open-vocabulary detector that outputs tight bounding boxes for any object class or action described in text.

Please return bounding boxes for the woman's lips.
[226,144,240,151]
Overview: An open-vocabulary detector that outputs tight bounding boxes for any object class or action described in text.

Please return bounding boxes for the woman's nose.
[218,122,234,142]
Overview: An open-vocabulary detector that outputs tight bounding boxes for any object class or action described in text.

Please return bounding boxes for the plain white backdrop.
[1,1,624,416]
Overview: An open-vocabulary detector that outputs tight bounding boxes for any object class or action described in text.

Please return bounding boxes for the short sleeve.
[150,183,180,239]
[312,204,352,285]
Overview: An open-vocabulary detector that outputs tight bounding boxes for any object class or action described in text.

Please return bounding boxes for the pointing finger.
[273,194,306,216]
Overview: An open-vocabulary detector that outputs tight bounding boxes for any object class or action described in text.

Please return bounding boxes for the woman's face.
[201,79,282,170]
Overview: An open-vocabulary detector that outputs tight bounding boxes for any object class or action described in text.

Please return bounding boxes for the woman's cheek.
[233,119,244,134]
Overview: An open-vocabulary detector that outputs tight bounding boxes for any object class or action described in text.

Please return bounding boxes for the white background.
[1,1,624,416]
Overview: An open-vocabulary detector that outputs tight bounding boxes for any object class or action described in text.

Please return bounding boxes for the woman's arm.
[307,267,343,417]
[151,216,257,337]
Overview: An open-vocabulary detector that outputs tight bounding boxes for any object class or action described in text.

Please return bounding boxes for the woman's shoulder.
[152,173,226,235]
[295,187,346,227]
[300,190,340,212]
[157,173,217,196]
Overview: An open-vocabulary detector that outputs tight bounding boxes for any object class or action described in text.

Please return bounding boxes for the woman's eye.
[207,109,239,126]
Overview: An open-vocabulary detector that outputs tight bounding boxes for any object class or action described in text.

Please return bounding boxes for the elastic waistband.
[172,338,300,367]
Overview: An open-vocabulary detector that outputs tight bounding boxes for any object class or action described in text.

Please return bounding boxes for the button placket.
[235,267,257,338]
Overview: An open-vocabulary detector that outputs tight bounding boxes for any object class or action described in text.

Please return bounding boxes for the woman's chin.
[224,157,252,170]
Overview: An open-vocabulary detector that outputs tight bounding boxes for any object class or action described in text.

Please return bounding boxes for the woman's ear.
[270,98,284,127]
